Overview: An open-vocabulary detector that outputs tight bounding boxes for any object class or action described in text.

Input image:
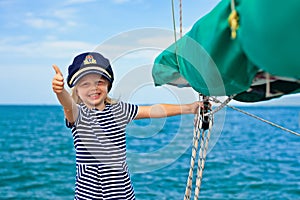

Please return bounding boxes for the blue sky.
[0,0,298,105]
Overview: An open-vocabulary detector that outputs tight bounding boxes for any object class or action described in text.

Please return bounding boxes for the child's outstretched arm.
[135,102,203,119]
[52,65,78,124]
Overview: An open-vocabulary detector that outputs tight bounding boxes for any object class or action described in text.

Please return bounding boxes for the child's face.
[76,73,109,109]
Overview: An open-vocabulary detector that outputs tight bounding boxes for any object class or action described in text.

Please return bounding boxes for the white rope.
[179,0,183,37]
[211,96,300,137]
[171,0,183,39]
[184,116,213,200]
[171,0,182,73]
[184,103,202,200]
[184,94,299,200]
[184,95,213,200]
[227,104,300,137]
[194,120,213,200]
[171,0,178,43]
[204,96,234,116]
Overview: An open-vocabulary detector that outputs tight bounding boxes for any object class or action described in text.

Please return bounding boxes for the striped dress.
[67,101,138,200]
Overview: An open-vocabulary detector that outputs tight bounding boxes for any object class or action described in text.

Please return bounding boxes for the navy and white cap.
[67,52,114,90]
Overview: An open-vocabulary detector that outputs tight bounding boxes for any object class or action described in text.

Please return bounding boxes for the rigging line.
[184,118,202,200]
[211,97,300,137]
[171,0,178,43]
[179,0,183,37]
[194,130,205,200]
[184,94,203,200]
[171,0,182,71]
[171,0,183,40]
[184,94,214,200]
[227,104,300,137]
[204,95,235,117]
[194,96,213,200]
[184,94,204,200]
[194,123,212,200]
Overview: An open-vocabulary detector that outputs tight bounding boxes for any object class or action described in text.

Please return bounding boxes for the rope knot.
[201,96,212,130]
[228,10,239,39]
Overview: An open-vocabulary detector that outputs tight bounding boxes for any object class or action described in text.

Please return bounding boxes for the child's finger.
[52,64,63,76]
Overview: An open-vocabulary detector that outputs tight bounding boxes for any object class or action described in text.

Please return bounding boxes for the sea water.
[0,105,299,200]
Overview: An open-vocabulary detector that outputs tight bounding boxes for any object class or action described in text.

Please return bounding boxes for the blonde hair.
[71,84,118,105]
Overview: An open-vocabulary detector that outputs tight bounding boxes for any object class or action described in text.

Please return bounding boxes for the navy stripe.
[68,102,138,199]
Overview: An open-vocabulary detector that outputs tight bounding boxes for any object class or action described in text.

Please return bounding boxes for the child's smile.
[77,73,109,110]
[88,92,101,99]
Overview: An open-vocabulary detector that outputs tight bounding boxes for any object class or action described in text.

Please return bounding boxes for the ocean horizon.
[0,105,299,199]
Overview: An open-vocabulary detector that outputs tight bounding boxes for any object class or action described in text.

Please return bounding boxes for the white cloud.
[0,1,78,31]
[24,16,58,29]
[94,28,176,61]
[23,8,77,31]
[52,8,77,21]
[0,0,15,7]
[0,28,176,62]
[0,38,95,59]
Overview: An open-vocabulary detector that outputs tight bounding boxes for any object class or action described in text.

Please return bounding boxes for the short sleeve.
[65,104,81,129]
[118,101,139,122]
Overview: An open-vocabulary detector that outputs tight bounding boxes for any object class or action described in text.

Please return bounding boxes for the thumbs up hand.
[52,64,65,94]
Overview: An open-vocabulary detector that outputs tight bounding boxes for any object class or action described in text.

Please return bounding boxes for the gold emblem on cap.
[83,55,97,65]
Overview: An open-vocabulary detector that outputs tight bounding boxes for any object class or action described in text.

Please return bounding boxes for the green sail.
[152,0,300,102]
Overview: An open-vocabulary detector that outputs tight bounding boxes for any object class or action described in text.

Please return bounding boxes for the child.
[52,52,203,200]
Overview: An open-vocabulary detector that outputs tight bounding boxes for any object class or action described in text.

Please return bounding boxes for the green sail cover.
[152,0,300,102]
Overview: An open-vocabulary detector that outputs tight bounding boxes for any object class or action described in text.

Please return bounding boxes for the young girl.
[52,52,203,200]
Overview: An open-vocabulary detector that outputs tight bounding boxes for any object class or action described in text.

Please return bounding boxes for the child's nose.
[90,82,98,90]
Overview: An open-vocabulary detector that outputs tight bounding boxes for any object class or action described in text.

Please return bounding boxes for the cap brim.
[69,66,112,87]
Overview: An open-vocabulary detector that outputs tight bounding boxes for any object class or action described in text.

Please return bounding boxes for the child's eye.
[79,82,90,87]
[97,80,105,85]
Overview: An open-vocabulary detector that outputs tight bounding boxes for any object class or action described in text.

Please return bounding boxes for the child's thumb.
[52,64,63,76]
